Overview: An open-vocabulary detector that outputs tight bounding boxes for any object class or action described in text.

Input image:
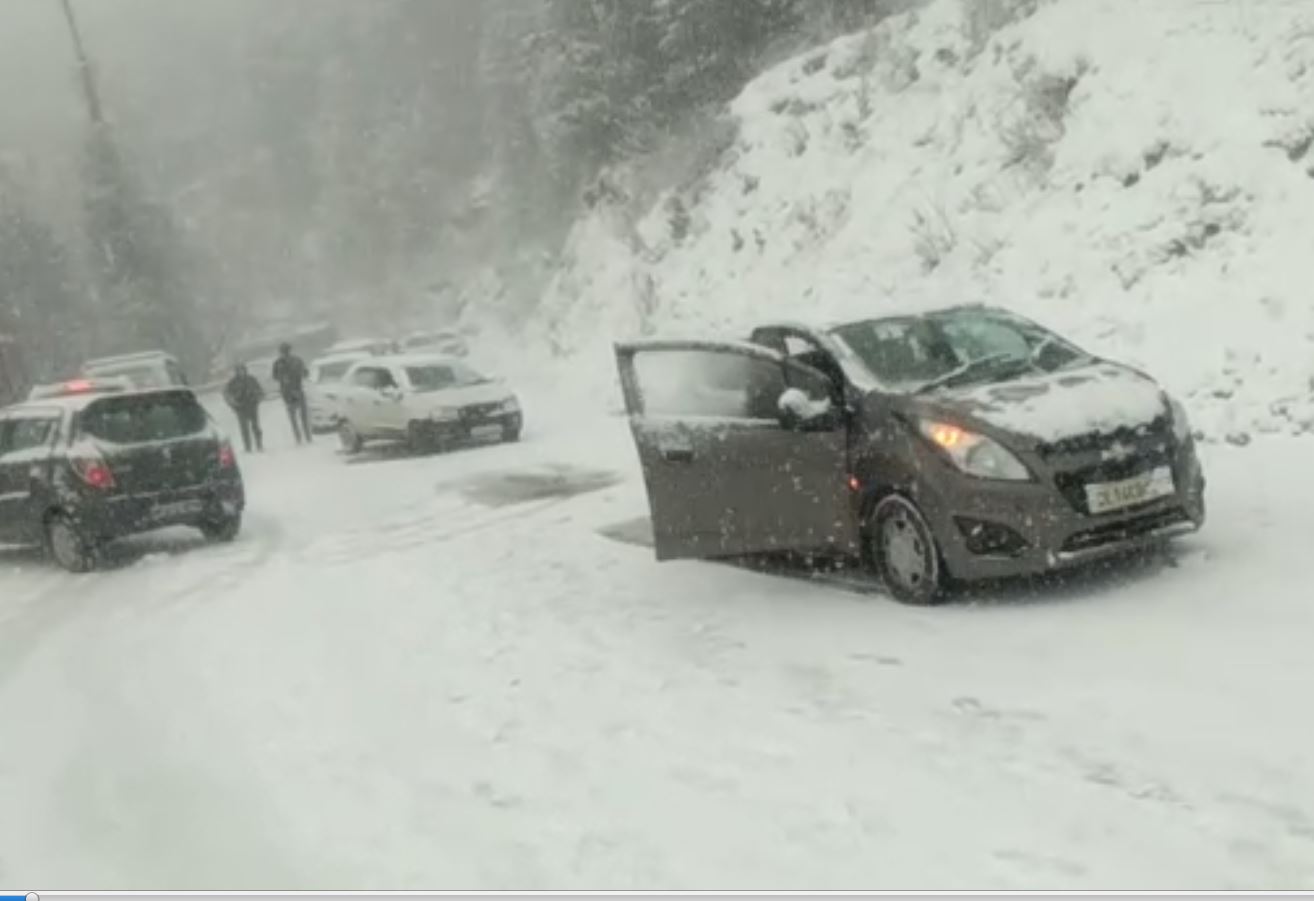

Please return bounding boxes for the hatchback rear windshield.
[79,392,208,443]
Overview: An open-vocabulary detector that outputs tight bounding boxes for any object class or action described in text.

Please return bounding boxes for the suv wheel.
[200,514,242,543]
[47,514,97,573]
[501,423,522,443]
[338,420,363,454]
[407,421,437,454]
[870,496,946,605]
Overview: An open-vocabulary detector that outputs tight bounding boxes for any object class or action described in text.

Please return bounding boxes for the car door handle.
[661,447,694,463]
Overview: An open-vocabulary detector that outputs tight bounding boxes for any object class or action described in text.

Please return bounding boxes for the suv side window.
[351,368,380,389]
[0,416,57,456]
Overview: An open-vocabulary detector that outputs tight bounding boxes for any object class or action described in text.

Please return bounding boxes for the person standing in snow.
[223,363,265,453]
[272,341,312,445]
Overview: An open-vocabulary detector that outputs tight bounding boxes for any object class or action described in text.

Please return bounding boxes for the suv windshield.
[405,363,487,391]
[316,360,356,383]
[79,392,208,444]
[830,308,1089,392]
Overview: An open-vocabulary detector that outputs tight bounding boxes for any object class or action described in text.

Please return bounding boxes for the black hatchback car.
[0,381,244,571]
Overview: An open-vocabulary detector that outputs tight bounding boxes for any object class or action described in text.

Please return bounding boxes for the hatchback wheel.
[338,420,363,454]
[47,514,97,574]
[870,496,946,605]
[200,514,242,543]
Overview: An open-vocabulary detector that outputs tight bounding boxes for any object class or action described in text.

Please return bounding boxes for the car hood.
[410,380,514,408]
[919,361,1167,443]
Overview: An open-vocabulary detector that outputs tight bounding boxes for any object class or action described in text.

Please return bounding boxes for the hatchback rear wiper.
[915,352,1025,394]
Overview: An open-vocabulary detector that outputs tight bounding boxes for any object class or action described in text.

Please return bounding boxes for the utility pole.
[57,0,105,127]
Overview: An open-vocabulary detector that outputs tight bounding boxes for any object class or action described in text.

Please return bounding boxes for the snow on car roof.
[84,350,178,368]
[3,385,198,416]
[312,349,372,365]
[361,351,472,368]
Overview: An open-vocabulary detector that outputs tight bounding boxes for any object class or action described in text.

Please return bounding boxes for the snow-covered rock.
[536,0,1314,439]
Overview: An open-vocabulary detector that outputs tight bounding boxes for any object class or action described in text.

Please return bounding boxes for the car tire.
[339,420,363,454]
[869,495,947,605]
[407,421,437,454]
[46,513,97,574]
[200,514,242,543]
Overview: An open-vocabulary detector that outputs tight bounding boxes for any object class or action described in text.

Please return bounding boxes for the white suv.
[307,350,371,433]
[335,354,522,453]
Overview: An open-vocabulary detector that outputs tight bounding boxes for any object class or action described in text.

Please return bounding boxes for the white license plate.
[154,499,204,520]
[1085,467,1175,514]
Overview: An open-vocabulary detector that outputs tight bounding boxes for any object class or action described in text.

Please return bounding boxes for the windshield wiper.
[915,352,1027,394]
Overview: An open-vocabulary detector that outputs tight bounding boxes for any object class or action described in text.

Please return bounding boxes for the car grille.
[1039,417,1177,515]
[1061,506,1192,554]
[1034,415,1172,458]
[460,402,501,421]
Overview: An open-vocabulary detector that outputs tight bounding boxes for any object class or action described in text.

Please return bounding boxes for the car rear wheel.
[338,420,363,454]
[200,514,241,543]
[501,422,522,443]
[870,495,946,605]
[46,514,97,574]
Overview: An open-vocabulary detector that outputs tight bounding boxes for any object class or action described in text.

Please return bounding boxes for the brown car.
[614,304,1206,604]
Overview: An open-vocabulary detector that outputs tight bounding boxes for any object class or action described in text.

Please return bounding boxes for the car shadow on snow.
[454,464,624,508]
[339,433,512,467]
[595,514,1194,607]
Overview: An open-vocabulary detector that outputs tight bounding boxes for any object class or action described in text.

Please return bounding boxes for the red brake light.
[218,442,236,469]
[73,456,116,490]
[65,379,95,394]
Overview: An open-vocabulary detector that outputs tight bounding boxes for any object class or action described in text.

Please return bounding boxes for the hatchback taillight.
[218,441,236,469]
[73,456,116,490]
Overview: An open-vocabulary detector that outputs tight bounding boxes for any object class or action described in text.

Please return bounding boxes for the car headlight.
[1167,396,1191,444]
[502,396,521,413]
[917,419,1031,481]
[430,407,460,422]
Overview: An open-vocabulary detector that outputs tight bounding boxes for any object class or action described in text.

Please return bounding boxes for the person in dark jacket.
[272,342,312,445]
[223,363,265,453]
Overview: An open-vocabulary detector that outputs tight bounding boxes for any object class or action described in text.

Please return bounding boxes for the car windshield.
[830,309,1089,392]
[79,392,208,443]
[405,362,487,391]
[316,360,355,382]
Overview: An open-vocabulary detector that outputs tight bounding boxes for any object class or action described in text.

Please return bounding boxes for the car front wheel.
[339,420,363,454]
[869,495,946,605]
[47,513,97,573]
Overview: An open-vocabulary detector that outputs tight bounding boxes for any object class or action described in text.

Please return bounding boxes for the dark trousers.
[284,392,312,444]
[236,406,263,453]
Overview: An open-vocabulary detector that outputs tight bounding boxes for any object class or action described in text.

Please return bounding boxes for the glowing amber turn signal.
[929,423,966,449]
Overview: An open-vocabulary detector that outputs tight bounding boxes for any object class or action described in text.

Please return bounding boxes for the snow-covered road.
[1,395,1311,889]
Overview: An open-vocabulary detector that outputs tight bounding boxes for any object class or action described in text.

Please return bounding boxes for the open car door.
[614,339,856,562]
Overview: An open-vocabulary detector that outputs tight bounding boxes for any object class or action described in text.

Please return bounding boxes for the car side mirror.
[777,388,835,431]
[381,385,402,401]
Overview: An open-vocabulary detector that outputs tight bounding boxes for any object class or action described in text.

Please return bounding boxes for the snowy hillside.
[535,0,1314,438]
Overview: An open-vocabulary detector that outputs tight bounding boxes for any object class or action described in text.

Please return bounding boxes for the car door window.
[1,416,56,455]
[632,348,785,421]
[350,368,383,389]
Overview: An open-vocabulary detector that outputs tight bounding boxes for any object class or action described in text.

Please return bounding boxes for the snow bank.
[535,0,1314,438]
